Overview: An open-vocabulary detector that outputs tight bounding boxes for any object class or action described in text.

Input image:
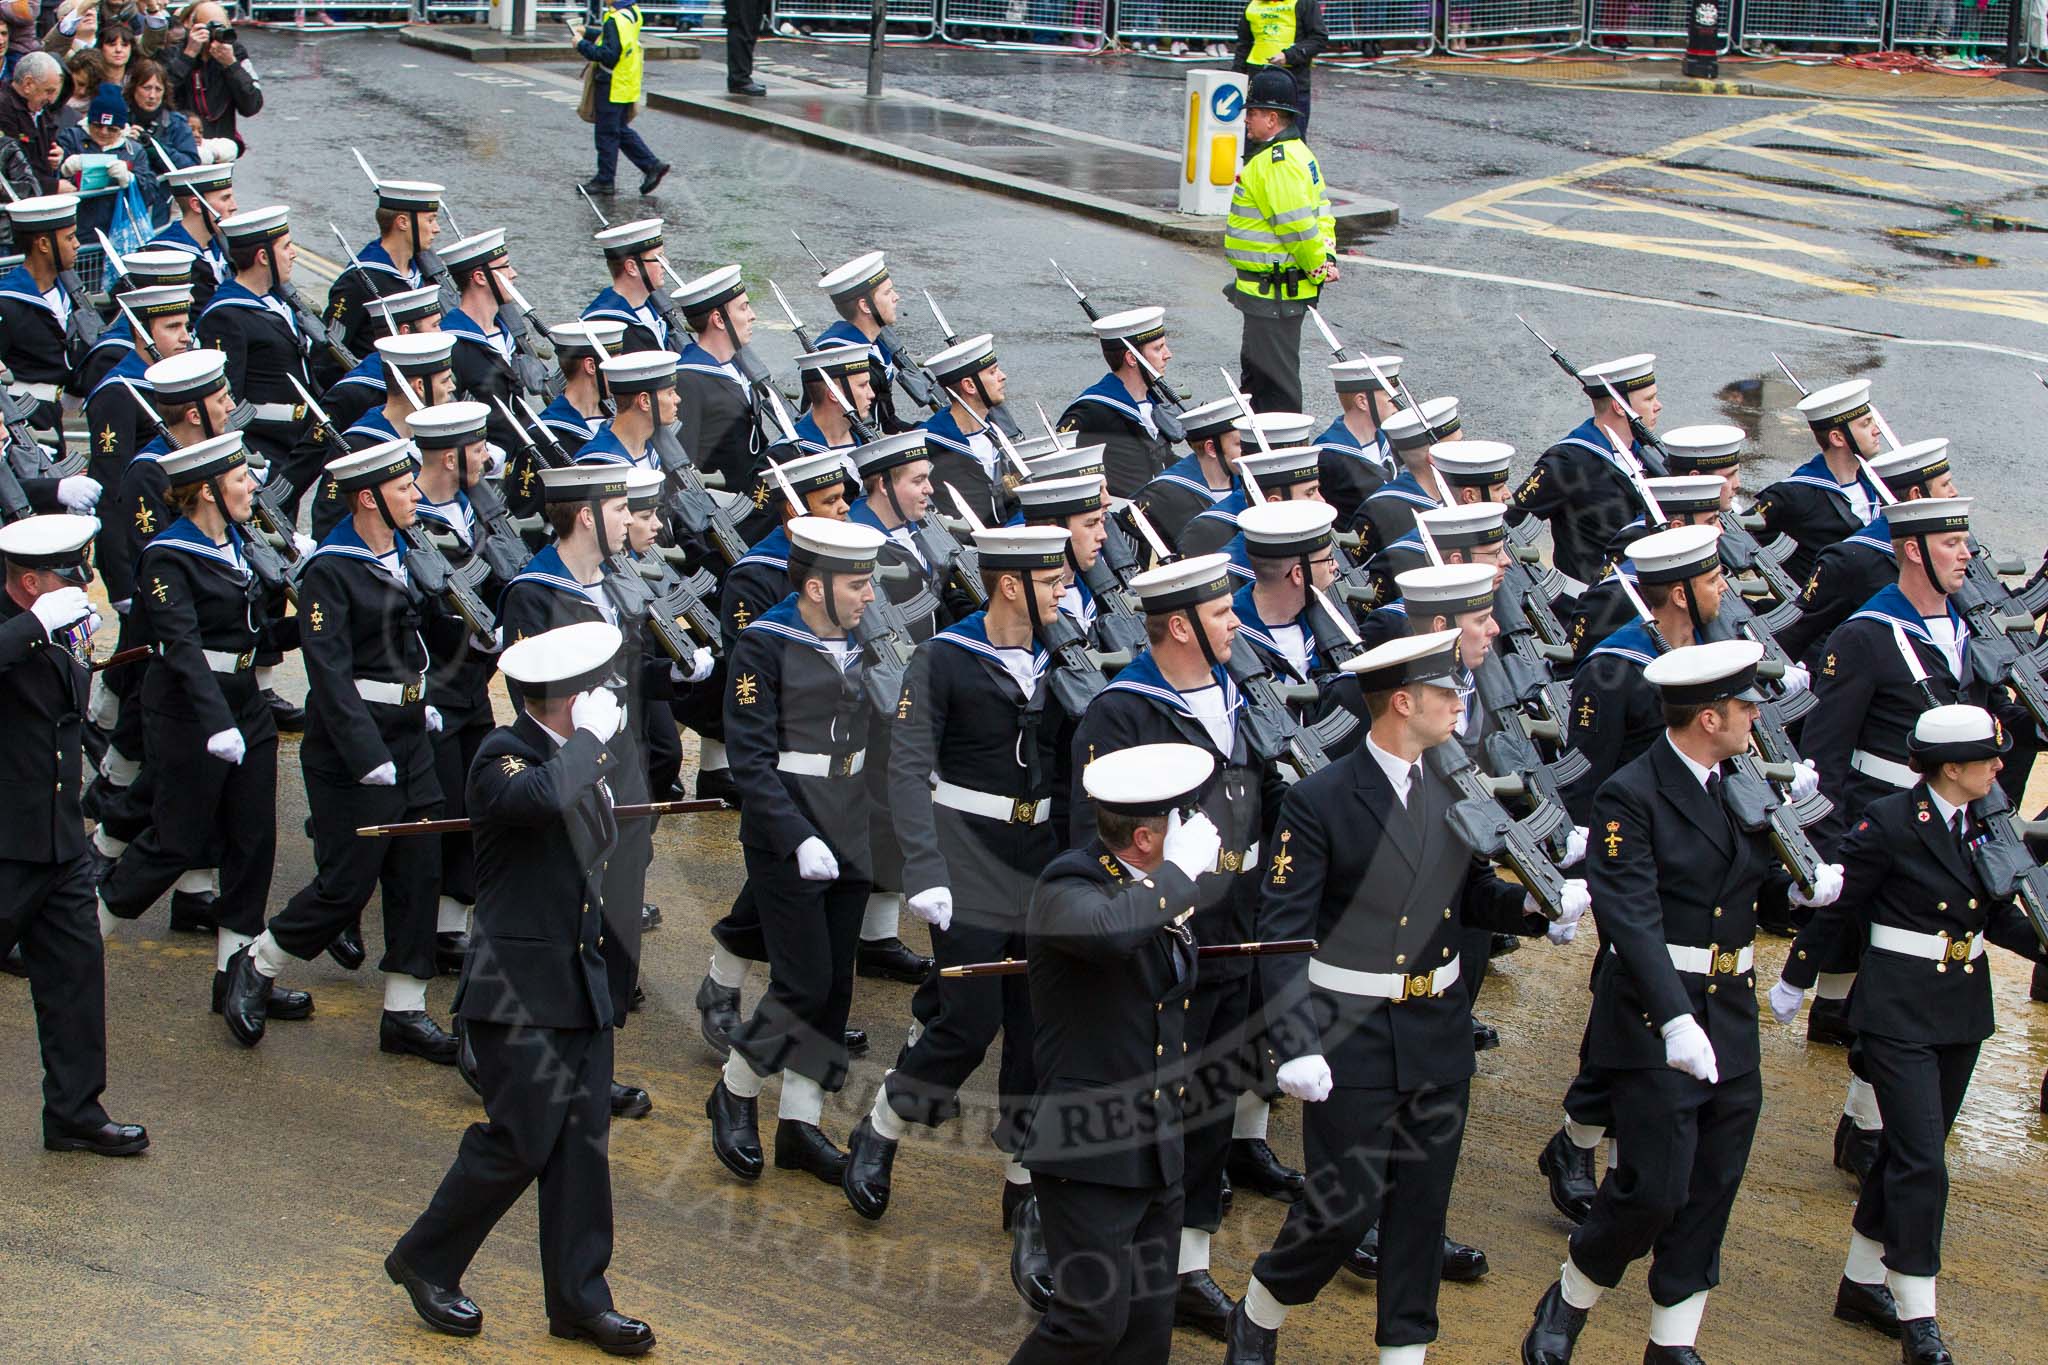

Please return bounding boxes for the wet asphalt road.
[0,30,2046,1362]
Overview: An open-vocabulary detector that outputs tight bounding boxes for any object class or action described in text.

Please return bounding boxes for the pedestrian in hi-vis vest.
[1231,0,1328,132]
[572,0,672,199]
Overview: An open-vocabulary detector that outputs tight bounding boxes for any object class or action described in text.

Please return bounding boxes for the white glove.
[56,474,102,511]
[28,585,92,637]
[1161,808,1223,881]
[670,646,714,684]
[1768,978,1807,1025]
[1562,825,1588,868]
[1544,879,1591,944]
[1790,862,1844,909]
[483,441,507,479]
[569,687,623,743]
[1788,759,1820,803]
[1781,662,1811,696]
[201,137,238,164]
[59,154,81,178]
[424,705,444,734]
[907,886,953,931]
[360,761,398,787]
[1661,1015,1720,1084]
[1275,1054,1334,1103]
[795,835,840,882]
[205,727,246,765]
[470,624,504,653]
[107,160,132,187]
[291,532,317,558]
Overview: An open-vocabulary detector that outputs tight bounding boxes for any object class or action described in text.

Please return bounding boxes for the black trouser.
[1009,1175,1181,1365]
[725,843,868,1092]
[643,697,682,806]
[1238,308,1307,415]
[724,0,765,85]
[0,854,111,1134]
[268,766,440,980]
[1852,1034,1980,1278]
[884,913,1034,1151]
[599,727,650,1027]
[429,716,491,910]
[100,709,276,938]
[1459,923,1495,1004]
[1569,1065,1762,1305]
[1252,1079,1470,1348]
[253,422,316,524]
[1181,971,1252,1232]
[394,1022,616,1323]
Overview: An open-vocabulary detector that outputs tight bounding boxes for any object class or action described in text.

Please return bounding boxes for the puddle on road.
[1713,365,1886,470]
[1884,227,1999,268]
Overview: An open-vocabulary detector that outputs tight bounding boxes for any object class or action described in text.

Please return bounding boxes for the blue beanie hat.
[88,82,128,130]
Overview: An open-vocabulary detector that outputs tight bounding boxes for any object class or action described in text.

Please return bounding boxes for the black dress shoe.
[1223,1300,1278,1364]
[211,970,314,1020]
[844,1027,868,1057]
[579,178,618,197]
[434,930,469,976]
[550,1309,655,1356]
[857,936,933,983]
[1643,1346,1706,1364]
[168,889,217,934]
[639,902,662,933]
[841,1116,897,1220]
[694,975,739,1057]
[1346,1222,1380,1278]
[43,1118,149,1156]
[381,1010,459,1064]
[1538,1125,1599,1224]
[384,1249,481,1337]
[1833,1114,1879,1183]
[774,1118,848,1186]
[706,1080,763,1179]
[264,689,305,733]
[1441,1233,1489,1282]
[1899,1317,1955,1364]
[220,945,270,1047]
[728,79,768,95]
[1473,1018,1502,1052]
[1807,994,1856,1047]
[1490,930,1522,958]
[610,1083,653,1120]
[1833,1276,1902,1338]
[1174,1269,1236,1341]
[1227,1137,1305,1202]
[1522,1281,1588,1364]
[2,942,25,978]
[695,766,740,807]
[327,923,366,972]
[1009,1193,1054,1313]
[637,162,671,196]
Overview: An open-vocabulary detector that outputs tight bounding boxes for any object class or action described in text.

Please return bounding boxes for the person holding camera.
[164,2,258,152]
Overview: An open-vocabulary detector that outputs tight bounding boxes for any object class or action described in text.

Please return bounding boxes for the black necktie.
[1952,811,1968,846]
[1406,763,1423,810]
[1705,771,1722,803]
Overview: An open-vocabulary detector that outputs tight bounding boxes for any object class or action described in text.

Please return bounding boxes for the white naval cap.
[925,335,999,389]
[671,264,746,316]
[144,348,228,404]
[499,620,623,700]
[0,512,97,566]
[1235,444,1323,493]
[1643,475,1726,517]
[114,283,193,321]
[1579,352,1657,397]
[817,250,888,300]
[5,192,78,232]
[973,525,1071,571]
[766,450,853,504]
[1090,305,1166,344]
[539,462,634,503]
[372,179,443,213]
[1238,499,1336,557]
[439,228,509,273]
[157,432,246,483]
[788,515,885,573]
[624,466,666,508]
[594,218,663,258]
[1381,396,1461,451]
[407,401,491,449]
[1024,444,1106,482]
[1016,474,1105,519]
[852,430,929,479]
[1012,431,1079,459]
[375,331,456,374]
[795,345,876,379]
[1330,355,1403,394]
[1429,439,1513,487]
[1642,638,1765,706]
[1416,501,1509,550]
[1396,563,1497,616]
[1083,742,1214,816]
[600,349,678,393]
[1130,553,1236,614]
[1909,703,2009,770]
[1659,423,1745,473]
[366,284,443,330]
[117,249,195,284]
[161,161,233,195]
[1341,626,1463,690]
[325,438,418,494]
[550,318,627,354]
[1180,396,1244,441]
[1627,523,1721,584]
[1796,378,1872,427]
[1231,410,1318,447]
[216,204,289,244]
[1885,495,1971,537]
[1869,438,1951,495]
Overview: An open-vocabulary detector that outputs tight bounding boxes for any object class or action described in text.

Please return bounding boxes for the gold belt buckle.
[403,681,424,704]
[1012,798,1039,825]
[1714,950,1739,976]
[837,753,857,777]
[1946,934,1973,962]
[1404,971,1433,1000]
[237,650,255,670]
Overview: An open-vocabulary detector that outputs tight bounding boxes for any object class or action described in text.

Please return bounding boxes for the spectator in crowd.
[0,51,73,193]
[56,82,158,236]
[95,20,136,86]
[165,1,261,151]
[125,58,207,168]
[56,48,104,130]
[1,0,47,81]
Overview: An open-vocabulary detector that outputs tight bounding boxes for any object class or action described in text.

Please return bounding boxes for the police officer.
[920,332,1010,526]
[1315,355,1401,531]
[0,513,149,1157]
[1058,305,1178,500]
[386,621,655,1357]
[841,526,1069,1235]
[1224,629,1579,1365]
[1519,638,1842,1365]
[573,0,672,197]
[197,205,317,520]
[1223,68,1336,415]
[1009,742,1219,1365]
[672,265,768,494]
[1508,353,1661,586]
[324,177,442,373]
[1772,704,2043,1365]
[219,440,458,1063]
[151,161,237,310]
[814,250,916,435]
[706,518,887,1190]
[584,218,672,353]
[1128,397,1249,551]
[1754,378,1886,585]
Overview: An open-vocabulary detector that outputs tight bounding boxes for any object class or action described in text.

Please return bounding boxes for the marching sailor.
[584,218,672,353]
[1753,378,1886,585]
[1057,305,1178,500]
[672,265,766,494]
[1507,354,1661,586]
[1315,355,1401,529]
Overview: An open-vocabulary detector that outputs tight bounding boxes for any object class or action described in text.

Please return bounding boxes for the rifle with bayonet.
[1721,748,1828,896]
[789,231,946,417]
[381,364,531,584]
[1049,259,1186,442]
[1516,314,1667,477]
[922,287,1023,438]
[1430,736,1576,918]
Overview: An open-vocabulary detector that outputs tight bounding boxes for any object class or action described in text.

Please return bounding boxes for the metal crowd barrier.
[640,0,727,31]
[245,0,414,22]
[1890,0,2010,48]
[1735,0,1883,47]
[769,0,939,39]
[940,0,1111,51]
[1587,0,1731,49]
[1322,0,1438,51]
[1442,0,1586,46]
[1112,0,1244,46]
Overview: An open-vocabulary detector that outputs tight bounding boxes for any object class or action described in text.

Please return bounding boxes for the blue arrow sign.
[1212,85,1243,122]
